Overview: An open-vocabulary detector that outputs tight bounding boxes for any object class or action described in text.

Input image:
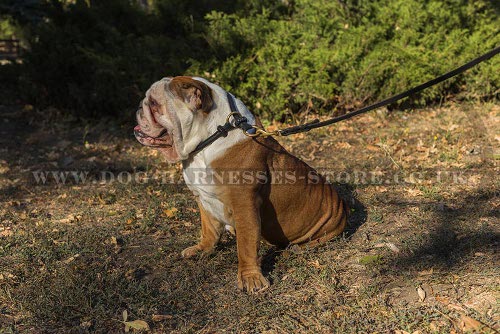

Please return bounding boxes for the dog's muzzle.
[134,125,172,148]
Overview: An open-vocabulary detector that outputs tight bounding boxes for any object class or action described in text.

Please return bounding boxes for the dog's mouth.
[134,125,173,148]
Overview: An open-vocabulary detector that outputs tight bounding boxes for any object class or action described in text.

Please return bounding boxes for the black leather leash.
[278,45,500,136]
[193,45,499,152]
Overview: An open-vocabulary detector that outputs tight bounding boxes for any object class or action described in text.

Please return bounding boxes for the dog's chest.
[182,158,229,225]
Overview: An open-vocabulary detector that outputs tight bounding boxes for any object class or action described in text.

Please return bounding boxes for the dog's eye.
[149,98,159,107]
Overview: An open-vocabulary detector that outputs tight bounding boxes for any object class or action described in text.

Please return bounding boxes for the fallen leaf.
[164,207,179,218]
[366,144,380,151]
[359,254,383,265]
[417,286,426,302]
[151,314,173,321]
[57,214,76,224]
[458,315,483,332]
[62,254,80,264]
[0,163,9,174]
[309,260,321,269]
[109,236,124,253]
[428,321,445,331]
[386,242,400,253]
[80,320,92,328]
[123,310,128,322]
[374,242,400,253]
[0,229,13,237]
[394,330,410,334]
[289,244,302,254]
[336,142,352,149]
[124,320,150,332]
[448,303,466,312]
[418,268,434,276]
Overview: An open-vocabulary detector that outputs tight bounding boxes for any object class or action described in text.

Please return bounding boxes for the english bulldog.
[134,76,347,293]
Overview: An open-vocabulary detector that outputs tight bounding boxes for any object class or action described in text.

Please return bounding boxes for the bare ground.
[0,102,498,333]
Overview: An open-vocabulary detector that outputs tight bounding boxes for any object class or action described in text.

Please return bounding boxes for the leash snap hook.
[244,125,282,137]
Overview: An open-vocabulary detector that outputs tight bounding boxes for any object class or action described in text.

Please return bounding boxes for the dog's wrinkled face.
[134,76,214,162]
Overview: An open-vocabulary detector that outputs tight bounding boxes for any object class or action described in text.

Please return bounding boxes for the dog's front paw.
[181,244,213,258]
[237,270,270,294]
[181,245,201,258]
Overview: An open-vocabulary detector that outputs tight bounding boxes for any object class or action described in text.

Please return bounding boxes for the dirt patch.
[0,103,498,333]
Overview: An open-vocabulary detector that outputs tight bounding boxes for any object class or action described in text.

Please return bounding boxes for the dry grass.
[0,102,498,333]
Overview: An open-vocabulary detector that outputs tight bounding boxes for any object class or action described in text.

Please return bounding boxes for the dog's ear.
[169,76,213,113]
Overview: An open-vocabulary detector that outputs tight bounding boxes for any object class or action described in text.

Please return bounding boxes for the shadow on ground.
[385,189,498,273]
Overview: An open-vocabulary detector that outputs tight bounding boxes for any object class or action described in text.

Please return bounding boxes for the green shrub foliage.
[200,0,500,119]
[5,0,500,119]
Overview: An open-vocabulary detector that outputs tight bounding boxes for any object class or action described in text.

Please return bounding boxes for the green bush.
[5,0,500,120]
[197,0,500,119]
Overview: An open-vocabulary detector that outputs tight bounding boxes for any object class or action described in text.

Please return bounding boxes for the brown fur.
[186,135,347,293]
[181,198,225,258]
[169,76,213,113]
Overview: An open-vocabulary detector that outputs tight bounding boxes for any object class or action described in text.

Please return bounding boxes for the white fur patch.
[180,78,256,225]
[182,155,230,226]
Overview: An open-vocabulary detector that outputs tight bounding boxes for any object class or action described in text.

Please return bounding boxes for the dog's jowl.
[134,76,347,294]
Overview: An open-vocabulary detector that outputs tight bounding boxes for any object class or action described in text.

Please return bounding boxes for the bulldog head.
[134,76,214,162]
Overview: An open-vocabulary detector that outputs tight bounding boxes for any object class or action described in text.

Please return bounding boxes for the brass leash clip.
[243,125,282,137]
